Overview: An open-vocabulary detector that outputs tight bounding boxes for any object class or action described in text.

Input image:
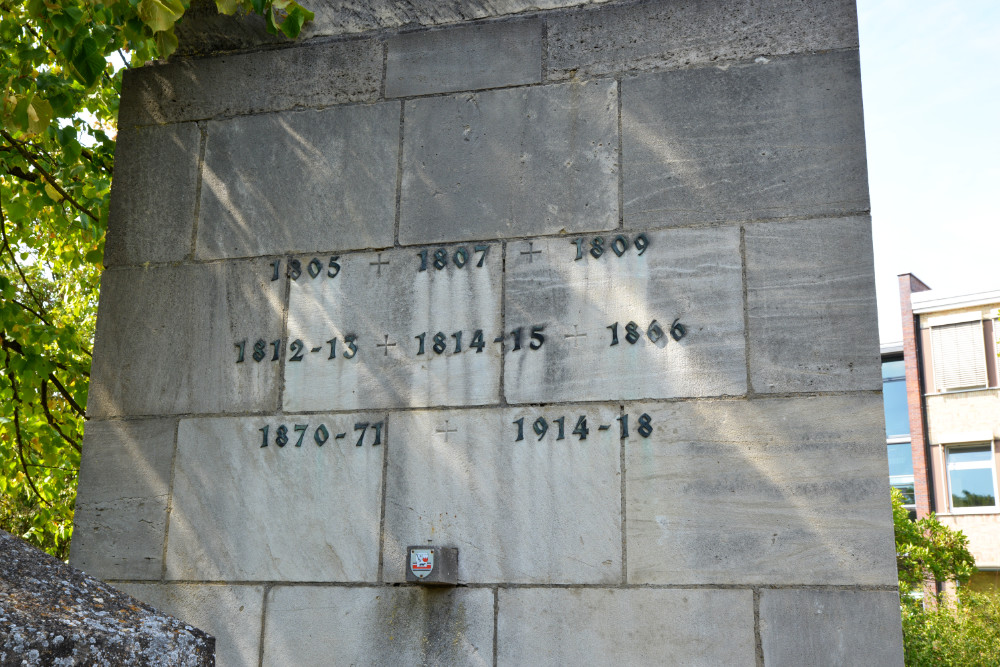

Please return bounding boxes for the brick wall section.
[898,273,933,517]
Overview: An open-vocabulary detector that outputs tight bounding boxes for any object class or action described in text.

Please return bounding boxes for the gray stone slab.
[497,588,755,665]
[622,51,869,228]
[384,406,621,584]
[625,395,898,586]
[165,414,384,581]
[87,260,283,418]
[263,586,493,665]
[399,80,618,245]
[196,103,398,260]
[283,244,502,411]
[117,583,264,667]
[118,38,381,126]
[504,227,745,403]
[760,589,904,666]
[386,20,541,98]
[69,419,176,581]
[302,0,607,39]
[546,0,859,80]
[746,216,881,393]
[104,123,200,267]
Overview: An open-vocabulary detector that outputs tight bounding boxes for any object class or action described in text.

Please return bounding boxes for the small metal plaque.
[410,548,434,579]
[406,546,458,585]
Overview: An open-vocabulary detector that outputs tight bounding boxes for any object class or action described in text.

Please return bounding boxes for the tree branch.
[0,129,99,223]
[41,380,82,452]
[0,197,49,316]
[48,372,86,417]
[1,342,53,507]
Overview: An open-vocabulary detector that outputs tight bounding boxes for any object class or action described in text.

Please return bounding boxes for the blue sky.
[858,0,1000,343]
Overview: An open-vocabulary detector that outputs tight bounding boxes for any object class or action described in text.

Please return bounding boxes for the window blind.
[931,321,987,390]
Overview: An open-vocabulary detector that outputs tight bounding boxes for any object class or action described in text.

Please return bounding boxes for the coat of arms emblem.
[409,548,434,579]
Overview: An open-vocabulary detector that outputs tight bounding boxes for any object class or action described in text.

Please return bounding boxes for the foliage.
[1,0,311,559]
[902,588,1000,666]
[891,488,999,665]
[892,487,976,597]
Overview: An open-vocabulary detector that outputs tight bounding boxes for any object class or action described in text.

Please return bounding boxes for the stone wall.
[72,0,904,664]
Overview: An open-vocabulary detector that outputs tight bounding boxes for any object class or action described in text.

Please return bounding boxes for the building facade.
[893,274,1000,590]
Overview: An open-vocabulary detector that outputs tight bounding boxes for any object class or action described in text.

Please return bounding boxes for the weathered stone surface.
[760,589,904,666]
[622,51,869,228]
[104,123,200,266]
[504,227,745,403]
[165,414,383,581]
[118,38,382,126]
[547,0,859,80]
[283,244,502,411]
[196,103,398,260]
[87,260,283,417]
[746,216,880,393]
[399,80,618,245]
[625,395,898,585]
[383,406,621,584]
[386,20,541,98]
[497,588,755,665]
[174,0,612,51]
[117,583,264,667]
[0,530,214,665]
[263,586,493,665]
[69,419,176,581]
[174,0,286,56]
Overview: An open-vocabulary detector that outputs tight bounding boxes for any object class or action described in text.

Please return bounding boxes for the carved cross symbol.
[564,325,588,347]
[520,242,542,263]
[376,334,397,356]
[435,420,458,442]
[369,253,390,277]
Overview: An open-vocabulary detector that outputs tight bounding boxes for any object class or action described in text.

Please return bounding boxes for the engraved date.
[512,413,652,442]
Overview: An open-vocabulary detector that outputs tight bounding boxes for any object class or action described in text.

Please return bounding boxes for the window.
[882,360,910,438]
[946,445,998,511]
[931,321,987,391]
[887,441,915,507]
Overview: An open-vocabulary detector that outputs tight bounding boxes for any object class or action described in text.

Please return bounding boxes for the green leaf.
[153,27,178,58]
[137,0,185,33]
[214,0,240,15]
[68,36,106,88]
[26,97,54,135]
[279,4,311,39]
[84,249,103,265]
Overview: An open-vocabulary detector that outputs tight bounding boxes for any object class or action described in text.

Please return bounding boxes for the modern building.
[889,274,1000,590]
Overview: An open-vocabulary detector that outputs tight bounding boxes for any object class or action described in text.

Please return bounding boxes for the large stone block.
[164,414,384,581]
[87,260,283,417]
[759,589,904,666]
[196,103,398,260]
[263,586,493,665]
[69,419,175,581]
[625,395,898,585]
[117,583,264,667]
[283,244,502,411]
[547,0,859,80]
[622,51,869,227]
[504,227,745,403]
[117,39,382,126]
[746,216,880,393]
[386,19,541,98]
[104,123,200,266]
[384,406,621,584]
[399,80,618,245]
[497,588,755,665]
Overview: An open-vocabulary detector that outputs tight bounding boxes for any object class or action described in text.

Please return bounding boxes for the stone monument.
[71,0,905,663]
